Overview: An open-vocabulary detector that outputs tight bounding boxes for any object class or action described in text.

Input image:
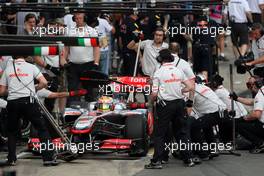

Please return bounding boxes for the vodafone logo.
[129,77,147,83]
[9,73,29,77]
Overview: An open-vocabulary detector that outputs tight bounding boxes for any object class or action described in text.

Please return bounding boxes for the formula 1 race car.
[64,96,153,157]
[28,71,154,158]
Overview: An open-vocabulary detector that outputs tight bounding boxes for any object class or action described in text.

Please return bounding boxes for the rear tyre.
[125,114,149,157]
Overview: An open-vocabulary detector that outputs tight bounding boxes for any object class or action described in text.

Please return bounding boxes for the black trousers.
[191,111,223,142]
[121,50,137,76]
[230,23,249,46]
[252,13,262,24]
[193,45,213,79]
[152,99,192,162]
[66,61,95,104]
[190,111,229,155]
[237,120,264,146]
[0,109,7,138]
[6,97,54,162]
[0,109,7,149]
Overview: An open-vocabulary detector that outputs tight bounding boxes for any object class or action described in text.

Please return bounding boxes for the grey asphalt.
[1,37,263,176]
[1,151,264,176]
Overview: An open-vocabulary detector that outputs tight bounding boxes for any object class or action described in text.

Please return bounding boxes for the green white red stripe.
[78,38,98,47]
[34,46,58,55]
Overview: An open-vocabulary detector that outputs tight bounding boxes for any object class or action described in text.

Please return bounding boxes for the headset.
[210,74,224,89]
[156,49,174,63]
[156,55,163,63]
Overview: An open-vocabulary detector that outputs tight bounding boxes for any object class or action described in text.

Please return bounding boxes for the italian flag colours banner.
[34,46,58,56]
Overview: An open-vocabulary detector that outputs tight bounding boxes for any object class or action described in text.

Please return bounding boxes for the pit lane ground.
[1,149,264,176]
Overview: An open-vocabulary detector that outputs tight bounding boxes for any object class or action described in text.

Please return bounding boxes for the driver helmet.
[97,96,114,112]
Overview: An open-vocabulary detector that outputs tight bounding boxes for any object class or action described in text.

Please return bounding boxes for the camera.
[234,52,254,74]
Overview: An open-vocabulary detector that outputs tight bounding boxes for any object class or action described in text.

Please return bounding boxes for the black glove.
[92,63,99,70]
[234,56,254,74]
[186,99,193,108]
[45,64,60,75]
[228,110,236,117]
[132,30,144,43]
[229,92,238,101]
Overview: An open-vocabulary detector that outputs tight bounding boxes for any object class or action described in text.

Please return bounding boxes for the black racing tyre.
[125,114,149,157]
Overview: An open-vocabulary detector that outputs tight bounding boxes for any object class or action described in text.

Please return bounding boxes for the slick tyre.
[125,114,149,157]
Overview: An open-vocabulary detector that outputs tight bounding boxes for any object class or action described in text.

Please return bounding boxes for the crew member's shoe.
[249,143,264,154]
[218,56,229,62]
[43,160,60,167]
[0,160,16,166]
[184,159,195,167]
[161,159,169,164]
[144,161,162,169]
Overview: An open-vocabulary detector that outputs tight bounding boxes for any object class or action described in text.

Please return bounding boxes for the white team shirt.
[37,88,52,104]
[215,86,248,118]
[67,24,98,64]
[224,0,251,23]
[253,87,264,123]
[97,17,113,51]
[193,84,227,117]
[172,54,195,81]
[252,35,264,68]
[0,59,43,100]
[152,62,187,101]
[140,40,168,77]
[247,0,263,13]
